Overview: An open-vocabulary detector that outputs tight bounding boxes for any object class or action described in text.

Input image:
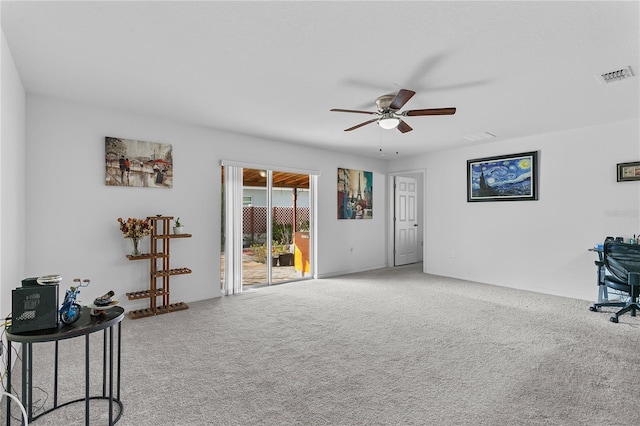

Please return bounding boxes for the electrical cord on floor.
[3,391,28,425]
[1,373,49,422]
[28,386,49,416]
[0,317,10,392]
[1,384,48,422]
[1,314,49,423]
[0,320,22,394]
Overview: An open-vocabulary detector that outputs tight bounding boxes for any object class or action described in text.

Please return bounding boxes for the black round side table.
[5,306,124,425]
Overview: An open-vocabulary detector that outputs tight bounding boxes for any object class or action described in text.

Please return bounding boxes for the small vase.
[173,226,184,235]
[130,236,143,256]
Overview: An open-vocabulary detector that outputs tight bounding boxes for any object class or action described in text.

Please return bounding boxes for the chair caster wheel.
[589,306,598,312]
[610,316,619,323]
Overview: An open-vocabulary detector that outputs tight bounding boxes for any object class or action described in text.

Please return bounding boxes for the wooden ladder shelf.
[125,216,191,319]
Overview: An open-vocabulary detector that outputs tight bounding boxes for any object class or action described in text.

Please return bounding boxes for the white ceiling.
[2,1,639,158]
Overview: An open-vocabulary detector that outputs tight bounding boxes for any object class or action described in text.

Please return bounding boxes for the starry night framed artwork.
[616,161,640,182]
[467,151,538,202]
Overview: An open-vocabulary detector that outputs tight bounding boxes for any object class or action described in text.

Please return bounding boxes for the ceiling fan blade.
[404,107,456,116]
[330,108,377,115]
[389,89,416,110]
[397,120,413,133]
[344,119,378,131]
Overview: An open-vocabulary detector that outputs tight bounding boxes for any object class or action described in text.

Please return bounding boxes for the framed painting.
[105,137,173,188]
[337,168,373,219]
[616,161,640,182]
[467,151,538,202]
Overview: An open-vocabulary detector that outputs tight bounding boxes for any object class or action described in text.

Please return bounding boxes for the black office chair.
[589,241,640,323]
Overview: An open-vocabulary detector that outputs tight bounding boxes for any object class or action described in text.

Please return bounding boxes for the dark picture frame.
[467,151,538,202]
[105,137,173,188]
[616,161,640,182]
[337,168,373,219]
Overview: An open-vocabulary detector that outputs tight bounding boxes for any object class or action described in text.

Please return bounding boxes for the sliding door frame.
[221,160,319,294]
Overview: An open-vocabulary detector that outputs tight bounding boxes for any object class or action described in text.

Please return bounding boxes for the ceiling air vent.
[462,132,496,142]
[598,66,634,84]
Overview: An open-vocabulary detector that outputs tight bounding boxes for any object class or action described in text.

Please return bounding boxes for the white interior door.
[394,176,418,266]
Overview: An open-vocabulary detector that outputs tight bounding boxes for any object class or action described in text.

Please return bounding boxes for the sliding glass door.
[270,172,310,284]
[221,162,316,293]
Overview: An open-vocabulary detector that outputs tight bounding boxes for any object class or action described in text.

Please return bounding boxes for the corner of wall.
[1,27,28,387]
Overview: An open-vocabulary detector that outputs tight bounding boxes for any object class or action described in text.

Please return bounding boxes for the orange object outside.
[294,232,310,273]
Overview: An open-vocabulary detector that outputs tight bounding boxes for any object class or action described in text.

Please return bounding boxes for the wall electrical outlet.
[451,251,456,258]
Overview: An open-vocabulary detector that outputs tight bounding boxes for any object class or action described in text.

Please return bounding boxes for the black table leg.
[26,343,32,422]
[102,329,107,397]
[109,325,114,425]
[117,322,121,402]
[6,341,11,426]
[85,334,90,426]
[54,340,59,408]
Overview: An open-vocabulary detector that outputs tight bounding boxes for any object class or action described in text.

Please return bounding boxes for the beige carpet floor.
[2,263,639,425]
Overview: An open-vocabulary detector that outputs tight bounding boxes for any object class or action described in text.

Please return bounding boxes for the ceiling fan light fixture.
[378,114,400,130]
[330,88,456,133]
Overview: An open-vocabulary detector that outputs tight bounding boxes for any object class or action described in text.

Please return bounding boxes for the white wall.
[1,28,27,383]
[23,95,388,312]
[389,118,640,301]
[1,29,27,324]
[319,157,387,277]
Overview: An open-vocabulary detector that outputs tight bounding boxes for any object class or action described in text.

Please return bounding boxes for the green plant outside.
[272,222,293,245]
[250,221,298,264]
[250,243,290,264]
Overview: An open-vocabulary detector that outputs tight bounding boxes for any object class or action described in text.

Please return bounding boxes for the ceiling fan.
[330,89,456,133]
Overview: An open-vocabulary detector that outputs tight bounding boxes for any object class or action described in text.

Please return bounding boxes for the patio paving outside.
[220,250,302,287]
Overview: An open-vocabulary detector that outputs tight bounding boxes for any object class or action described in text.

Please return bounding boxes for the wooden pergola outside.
[241,169,310,189]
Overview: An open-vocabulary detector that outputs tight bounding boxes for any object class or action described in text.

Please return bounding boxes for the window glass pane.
[243,169,268,286]
[271,173,310,284]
